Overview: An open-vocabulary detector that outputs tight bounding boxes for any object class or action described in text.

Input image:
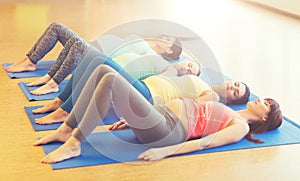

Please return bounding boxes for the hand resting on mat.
[108,119,130,131]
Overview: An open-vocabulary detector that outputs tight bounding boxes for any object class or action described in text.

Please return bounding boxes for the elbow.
[235,122,250,142]
[242,122,250,135]
[229,121,250,144]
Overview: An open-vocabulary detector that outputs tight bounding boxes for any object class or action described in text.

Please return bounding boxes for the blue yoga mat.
[18,79,69,101]
[40,92,300,170]
[41,116,300,170]
[36,67,300,169]
[25,105,119,131]
[24,106,63,131]
[2,60,55,78]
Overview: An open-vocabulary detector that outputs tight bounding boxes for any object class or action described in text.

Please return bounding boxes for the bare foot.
[6,56,37,72]
[27,74,52,87]
[35,108,68,125]
[30,79,59,95]
[33,123,73,146]
[41,136,81,164]
[32,97,64,114]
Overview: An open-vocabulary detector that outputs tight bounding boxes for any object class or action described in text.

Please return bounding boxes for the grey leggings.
[26,22,88,84]
[65,65,187,147]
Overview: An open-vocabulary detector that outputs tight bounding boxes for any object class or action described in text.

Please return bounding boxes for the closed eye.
[234,90,239,97]
[235,82,240,87]
[264,100,270,107]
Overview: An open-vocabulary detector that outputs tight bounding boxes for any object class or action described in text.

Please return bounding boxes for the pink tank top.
[182,98,241,140]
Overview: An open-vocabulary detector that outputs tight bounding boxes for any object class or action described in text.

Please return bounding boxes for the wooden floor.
[0,0,300,180]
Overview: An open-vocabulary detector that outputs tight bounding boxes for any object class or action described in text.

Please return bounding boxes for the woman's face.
[247,98,271,120]
[176,60,200,76]
[155,36,175,55]
[220,81,246,102]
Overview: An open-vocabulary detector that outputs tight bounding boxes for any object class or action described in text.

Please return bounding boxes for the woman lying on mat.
[6,22,183,95]
[34,64,282,163]
[32,53,201,124]
[31,53,249,125]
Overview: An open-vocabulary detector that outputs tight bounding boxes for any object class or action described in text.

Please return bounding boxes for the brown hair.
[160,36,182,61]
[245,98,283,143]
[195,61,201,76]
[227,82,250,105]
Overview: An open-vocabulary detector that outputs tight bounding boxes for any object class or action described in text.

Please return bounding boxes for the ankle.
[59,123,73,134]
[54,97,64,105]
[47,80,59,88]
[24,57,35,66]
[44,74,52,79]
[57,108,68,115]
[65,136,81,151]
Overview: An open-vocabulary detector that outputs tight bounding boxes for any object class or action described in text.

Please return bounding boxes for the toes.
[35,118,45,125]
[32,109,39,114]
[30,90,39,95]
[32,110,42,114]
[27,82,37,87]
[33,140,43,146]
[41,155,52,164]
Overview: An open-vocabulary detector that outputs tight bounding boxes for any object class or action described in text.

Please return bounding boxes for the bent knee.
[50,22,63,29]
[100,73,118,88]
[67,37,82,46]
[95,64,116,74]
[73,39,87,48]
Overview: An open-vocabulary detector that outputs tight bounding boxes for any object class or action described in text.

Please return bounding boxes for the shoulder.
[227,117,250,133]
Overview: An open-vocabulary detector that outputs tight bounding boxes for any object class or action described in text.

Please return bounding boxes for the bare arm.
[138,118,249,161]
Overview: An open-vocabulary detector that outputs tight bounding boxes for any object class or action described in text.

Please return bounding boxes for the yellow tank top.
[143,75,211,105]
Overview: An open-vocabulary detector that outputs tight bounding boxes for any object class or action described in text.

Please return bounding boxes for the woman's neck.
[237,110,258,124]
[211,85,221,95]
[151,45,162,55]
[211,85,225,102]
[148,41,161,54]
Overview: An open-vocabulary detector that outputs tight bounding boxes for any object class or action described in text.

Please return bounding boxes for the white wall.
[249,0,300,17]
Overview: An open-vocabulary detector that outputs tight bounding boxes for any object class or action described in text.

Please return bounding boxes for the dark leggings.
[26,22,88,84]
[65,65,186,147]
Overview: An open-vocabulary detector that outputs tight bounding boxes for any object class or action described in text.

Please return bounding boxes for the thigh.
[105,59,152,102]
[110,71,184,146]
[51,22,81,45]
[110,69,160,128]
[71,47,102,85]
